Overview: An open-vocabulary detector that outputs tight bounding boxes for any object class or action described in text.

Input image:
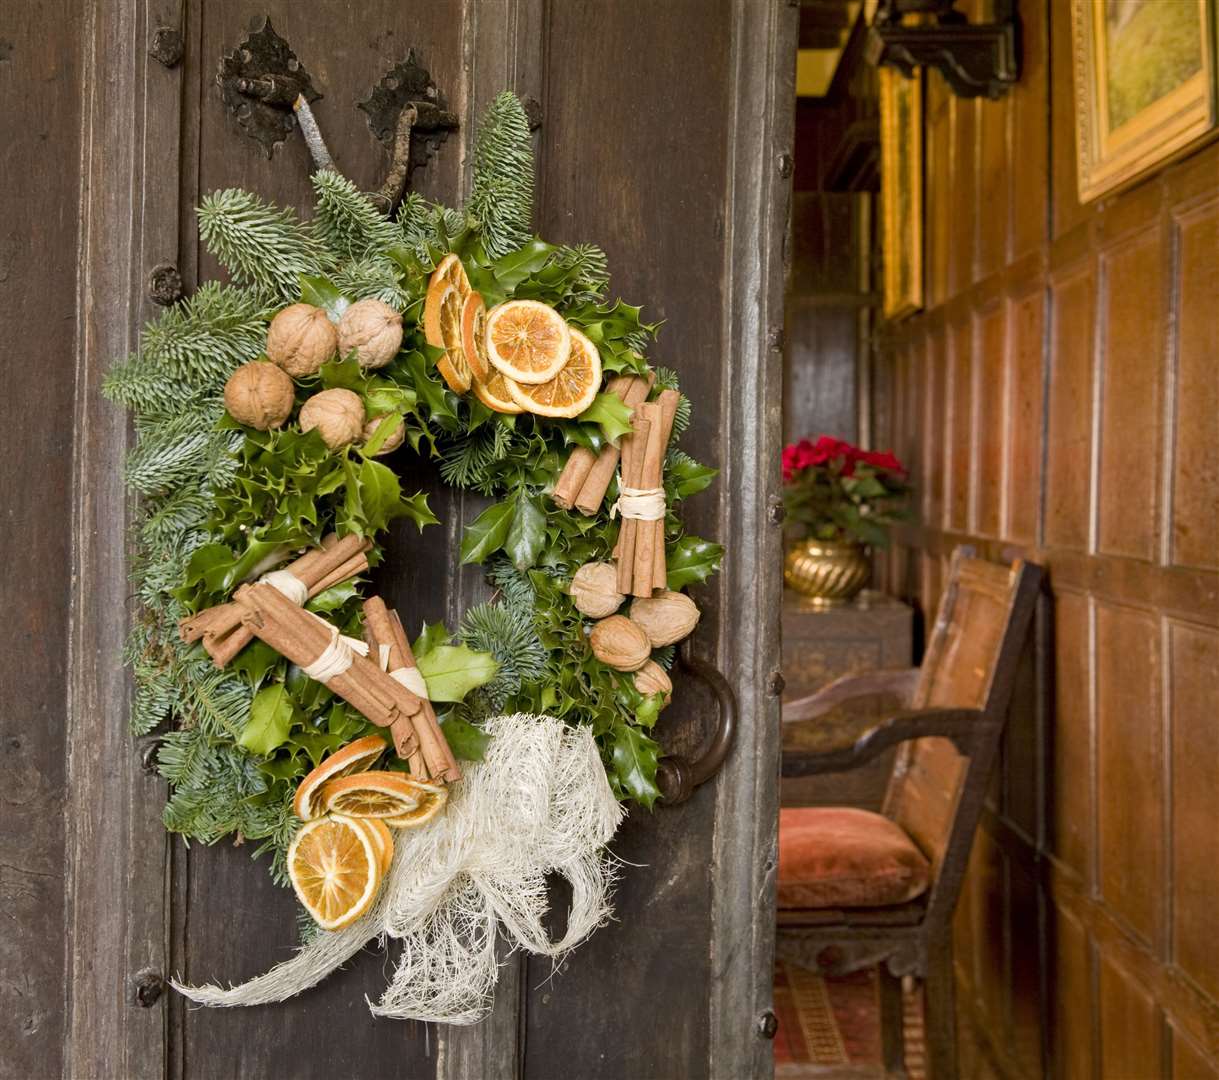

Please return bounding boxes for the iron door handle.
[656,639,738,804]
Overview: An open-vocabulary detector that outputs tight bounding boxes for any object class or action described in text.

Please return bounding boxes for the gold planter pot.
[784,538,871,607]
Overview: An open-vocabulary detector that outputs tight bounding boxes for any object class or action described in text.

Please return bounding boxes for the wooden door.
[6,2,795,1077]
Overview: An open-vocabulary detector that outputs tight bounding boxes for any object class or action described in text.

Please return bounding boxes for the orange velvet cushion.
[777,807,931,909]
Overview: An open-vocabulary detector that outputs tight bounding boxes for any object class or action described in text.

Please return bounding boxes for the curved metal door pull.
[656,639,738,804]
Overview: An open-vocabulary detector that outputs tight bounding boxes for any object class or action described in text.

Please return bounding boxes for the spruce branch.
[468,91,534,258]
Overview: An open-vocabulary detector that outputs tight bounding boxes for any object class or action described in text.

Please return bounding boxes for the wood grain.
[0,1,85,1075]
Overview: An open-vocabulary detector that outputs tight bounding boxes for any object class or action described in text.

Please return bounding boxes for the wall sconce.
[865,0,1020,100]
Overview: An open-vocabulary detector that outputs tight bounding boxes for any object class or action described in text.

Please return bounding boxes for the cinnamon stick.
[616,412,652,595]
[650,390,681,594]
[631,402,666,597]
[389,610,462,783]
[552,375,634,509]
[573,372,656,515]
[363,600,426,772]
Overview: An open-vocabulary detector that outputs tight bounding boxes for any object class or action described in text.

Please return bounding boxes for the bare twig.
[293,94,335,172]
[370,105,417,214]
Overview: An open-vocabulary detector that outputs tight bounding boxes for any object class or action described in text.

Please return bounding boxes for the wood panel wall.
[871,2,1219,1076]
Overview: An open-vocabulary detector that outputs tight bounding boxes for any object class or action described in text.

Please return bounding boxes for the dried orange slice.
[427,284,472,394]
[423,254,470,336]
[472,369,524,414]
[460,292,492,382]
[383,779,449,829]
[318,771,422,819]
[288,813,382,930]
[355,816,394,876]
[293,735,389,820]
[507,327,602,418]
[485,299,571,385]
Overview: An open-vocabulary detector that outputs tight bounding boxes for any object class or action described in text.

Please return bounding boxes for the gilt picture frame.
[879,65,923,321]
[1071,0,1217,203]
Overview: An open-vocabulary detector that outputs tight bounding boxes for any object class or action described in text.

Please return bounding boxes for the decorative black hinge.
[217,17,320,157]
[358,51,459,178]
[865,0,1020,100]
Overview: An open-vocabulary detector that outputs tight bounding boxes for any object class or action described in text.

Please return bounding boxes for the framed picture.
[879,66,923,321]
[1071,0,1217,203]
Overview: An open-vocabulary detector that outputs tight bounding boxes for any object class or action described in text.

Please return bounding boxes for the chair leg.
[924,940,958,1080]
[878,966,907,1078]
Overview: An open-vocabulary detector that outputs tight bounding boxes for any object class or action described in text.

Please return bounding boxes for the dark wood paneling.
[1169,620,1219,1002]
[1044,265,1095,552]
[0,2,83,1074]
[975,305,1006,537]
[869,1,1219,1073]
[1097,226,1165,562]
[1169,194,1219,571]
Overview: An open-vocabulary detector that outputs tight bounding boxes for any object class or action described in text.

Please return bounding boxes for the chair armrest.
[781,706,991,777]
[782,667,920,723]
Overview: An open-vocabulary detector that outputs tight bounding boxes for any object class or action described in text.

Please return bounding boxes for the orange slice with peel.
[485,299,571,385]
[460,292,492,382]
[423,254,470,339]
[383,779,449,828]
[426,284,472,394]
[472,368,524,414]
[288,813,382,930]
[318,770,422,820]
[354,816,394,876]
[293,735,389,820]
[507,326,602,418]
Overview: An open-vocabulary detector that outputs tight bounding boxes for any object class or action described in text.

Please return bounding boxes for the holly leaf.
[230,640,282,688]
[608,722,661,809]
[359,413,404,457]
[505,495,546,570]
[460,499,515,564]
[666,536,724,590]
[666,452,718,500]
[400,490,440,531]
[299,274,350,322]
[439,714,491,762]
[239,684,296,756]
[491,239,556,287]
[305,580,361,614]
[577,391,635,444]
[416,643,499,702]
[412,620,452,660]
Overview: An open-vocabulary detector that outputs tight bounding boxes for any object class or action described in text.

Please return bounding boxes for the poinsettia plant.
[781,436,910,547]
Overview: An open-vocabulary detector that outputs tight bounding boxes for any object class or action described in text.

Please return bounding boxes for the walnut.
[361,414,405,456]
[569,561,626,618]
[265,303,338,377]
[628,591,700,647]
[589,615,651,672]
[223,361,295,430]
[299,388,365,449]
[633,660,672,706]
[338,298,404,369]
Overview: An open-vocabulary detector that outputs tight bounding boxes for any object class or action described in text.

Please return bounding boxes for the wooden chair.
[777,549,1043,1080]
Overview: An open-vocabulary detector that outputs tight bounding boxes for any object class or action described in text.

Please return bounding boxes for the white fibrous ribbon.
[257,569,310,607]
[171,713,625,1025]
[609,481,666,521]
[302,627,364,684]
[390,666,429,698]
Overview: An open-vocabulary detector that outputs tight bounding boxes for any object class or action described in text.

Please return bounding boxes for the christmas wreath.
[105,92,721,1019]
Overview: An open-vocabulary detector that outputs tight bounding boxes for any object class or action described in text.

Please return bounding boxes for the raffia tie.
[376,644,430,698]
[258,569,309,607]
[302,626,358,684]
[609,481,666,522]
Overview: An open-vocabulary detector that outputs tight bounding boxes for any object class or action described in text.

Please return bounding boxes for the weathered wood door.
[5,2,795,1077]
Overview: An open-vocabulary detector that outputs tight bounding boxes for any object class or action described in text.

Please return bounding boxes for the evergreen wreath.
[105,91,722,890]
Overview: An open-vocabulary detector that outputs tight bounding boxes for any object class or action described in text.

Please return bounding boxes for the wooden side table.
[781,588,913,809]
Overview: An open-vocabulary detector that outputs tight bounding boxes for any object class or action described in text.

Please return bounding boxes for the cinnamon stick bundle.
[615,410,653,596]
[363,596,462,783]
[232,582,422,756]
[180,533,371,667]
[613,390,680,597]
[551,372,656,515]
